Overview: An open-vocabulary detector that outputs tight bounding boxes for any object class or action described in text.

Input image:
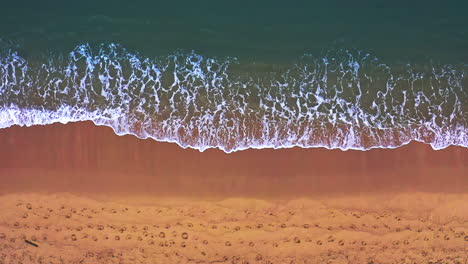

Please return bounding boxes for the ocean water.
[0,1,467,152]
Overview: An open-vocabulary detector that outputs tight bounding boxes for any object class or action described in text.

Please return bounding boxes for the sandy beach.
[0,192,466,264]
[1,1,467,263]
[0,123,466,263]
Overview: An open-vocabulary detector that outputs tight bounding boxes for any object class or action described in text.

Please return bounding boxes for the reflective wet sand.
[0,122,466,196]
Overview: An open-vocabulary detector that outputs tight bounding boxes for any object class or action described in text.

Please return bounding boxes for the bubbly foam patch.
[0,43,466,152]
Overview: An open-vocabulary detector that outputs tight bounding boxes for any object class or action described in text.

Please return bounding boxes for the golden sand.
[0,192,466,264]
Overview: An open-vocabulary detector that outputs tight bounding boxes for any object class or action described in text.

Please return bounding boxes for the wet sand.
[0,122,466,196]
[0,122,467,263]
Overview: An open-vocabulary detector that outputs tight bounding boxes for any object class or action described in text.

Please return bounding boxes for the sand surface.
[1,122,467,196]
[0,192,466,264]
[0,123,466,263]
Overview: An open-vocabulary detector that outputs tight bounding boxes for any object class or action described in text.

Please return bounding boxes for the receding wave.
[0,43,466,152]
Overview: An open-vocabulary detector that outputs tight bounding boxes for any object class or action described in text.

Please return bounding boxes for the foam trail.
[0,43,466,152]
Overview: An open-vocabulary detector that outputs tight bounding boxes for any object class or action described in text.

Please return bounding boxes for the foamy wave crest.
[0,43,466,152]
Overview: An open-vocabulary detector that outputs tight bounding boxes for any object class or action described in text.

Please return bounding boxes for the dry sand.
[0,192,466,264]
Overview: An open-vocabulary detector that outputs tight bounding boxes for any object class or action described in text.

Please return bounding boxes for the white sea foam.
[0,43,466,152]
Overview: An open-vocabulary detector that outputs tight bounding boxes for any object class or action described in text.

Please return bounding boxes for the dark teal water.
[0,1,467,151]
[2,1,467,61]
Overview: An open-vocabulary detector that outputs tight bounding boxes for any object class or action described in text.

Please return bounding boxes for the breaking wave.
[0,43,466,152]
